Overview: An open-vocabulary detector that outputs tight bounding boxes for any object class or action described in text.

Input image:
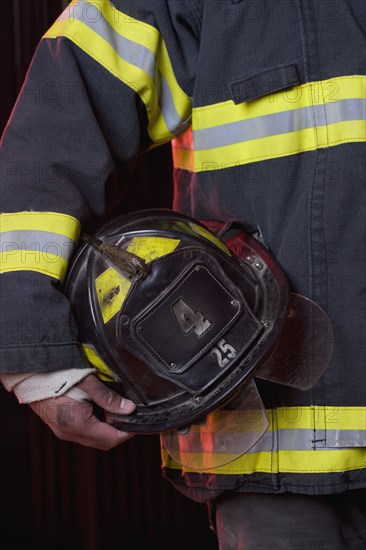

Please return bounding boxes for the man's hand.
[29,374,136,450]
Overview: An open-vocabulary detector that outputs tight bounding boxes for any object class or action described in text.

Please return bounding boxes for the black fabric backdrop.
[0,2,218,548]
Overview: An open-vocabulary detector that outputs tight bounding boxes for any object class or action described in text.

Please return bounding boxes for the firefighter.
[1,1,365,548]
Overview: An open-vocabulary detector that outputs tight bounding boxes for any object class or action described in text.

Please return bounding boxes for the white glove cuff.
[0,368,95,404]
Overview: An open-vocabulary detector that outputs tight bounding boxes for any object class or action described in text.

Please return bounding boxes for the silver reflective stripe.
[244,428,316,454]
[249,428,366,453]
[326,98,366,124]
[194,98,366,151]
[1,230,75,260]
[158,69,189,136]
[325,429,366,448]
[65,0,185,136]
[73,3,156,80]
[172,429,365,454]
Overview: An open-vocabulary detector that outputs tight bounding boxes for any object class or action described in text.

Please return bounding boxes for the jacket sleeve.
[0,0,200,374]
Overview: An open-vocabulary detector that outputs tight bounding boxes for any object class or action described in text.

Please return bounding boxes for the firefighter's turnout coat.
[1,0,365,498]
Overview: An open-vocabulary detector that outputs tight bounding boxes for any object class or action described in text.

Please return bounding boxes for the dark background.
[0,2,218,548]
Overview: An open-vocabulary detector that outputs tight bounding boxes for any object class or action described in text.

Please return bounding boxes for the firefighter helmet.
[64,209,293,433]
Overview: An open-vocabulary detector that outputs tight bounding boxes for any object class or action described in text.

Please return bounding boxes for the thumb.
[77,374,136,415]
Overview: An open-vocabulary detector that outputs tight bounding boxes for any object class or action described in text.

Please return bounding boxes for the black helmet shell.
[64,209,288,432]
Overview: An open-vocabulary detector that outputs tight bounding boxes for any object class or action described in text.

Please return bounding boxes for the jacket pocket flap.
[229,64,300,104]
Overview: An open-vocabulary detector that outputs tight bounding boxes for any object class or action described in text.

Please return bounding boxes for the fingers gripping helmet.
[64,209,289,433]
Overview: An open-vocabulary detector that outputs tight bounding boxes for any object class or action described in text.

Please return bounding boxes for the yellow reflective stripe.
[46,19,172,140]
[194,75,366,129]
[127,236,180,262]
[161,406,366,474]
[275,449,366,474]
[161,445,275,474]
[172,75,366,171]
[161,447,366,474]
[198,127,318,166]
[0,211,80,239]
[44,0,191,143]
[173,127,319,170]
[327,120,366,146]
[82,344,115,382]
[190,223,230,255]
[95,267,132,324]
[0,251,69,280]
[174,117,366,171]
[276,406,366,432]
[0,212,80,280]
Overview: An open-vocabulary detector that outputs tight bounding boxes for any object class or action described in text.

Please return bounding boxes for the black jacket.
[1,0,365,496]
